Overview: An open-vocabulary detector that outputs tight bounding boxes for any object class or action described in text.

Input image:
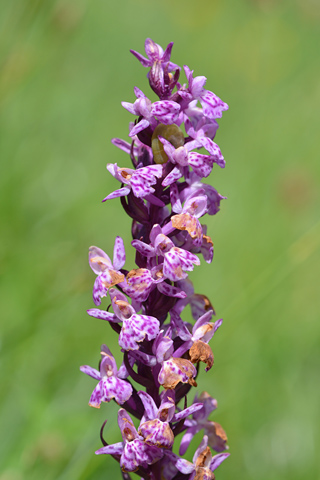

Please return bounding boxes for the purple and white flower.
[103,163,163,201]
[138,390,203,448]
[96,409,163,472]
[88,289,160,351]
[89,237,126,306]
[80,344,132,407]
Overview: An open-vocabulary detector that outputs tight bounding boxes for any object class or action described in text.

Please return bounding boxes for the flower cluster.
[81,38,229,479]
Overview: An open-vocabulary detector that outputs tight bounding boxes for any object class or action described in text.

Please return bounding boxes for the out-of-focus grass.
[0,0,319,479]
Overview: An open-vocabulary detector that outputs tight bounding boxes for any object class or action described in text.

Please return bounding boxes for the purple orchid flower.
[132,225,200,282]
[173,278,215,320]
[182,170,227,216]
[180,392,229,455]
[165,435,230,480]
[137,390,203,448]
[180,65,229,120]
[88,288,160,351]
[160,136,223,186]
[153,330,197,389]
[88,237,126,306]
[171,310,222,371]
[166,185,208,246]
[130,38,178,72]
[103,163,163,203]
[121,265,187,303]
[80,344,132,407]
[96,408,163,472]
[122,87,181,137]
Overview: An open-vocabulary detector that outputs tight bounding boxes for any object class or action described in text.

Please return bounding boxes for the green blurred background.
[1,0,319,479]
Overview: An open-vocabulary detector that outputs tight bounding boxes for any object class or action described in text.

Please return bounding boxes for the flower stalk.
[81,38,229,479]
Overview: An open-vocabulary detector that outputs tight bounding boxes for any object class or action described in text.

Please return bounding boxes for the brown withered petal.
[171,213,202,239]
[203,235,213,246]
[161,357,197,389]
[189,340,214,371]
[194,468,215,480]
[206,422,228,451]
[195,446,212,468]
[101,270,125,288]
[193,293,215,313]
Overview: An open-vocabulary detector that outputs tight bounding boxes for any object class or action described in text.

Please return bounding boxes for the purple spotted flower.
[160,135,224,186]
[121,265,187,303]
[103,163,163,203]
[179,65,229,120]
[173,278,215,320]
[132,226,200,282]
[96,409,163,472]
[81,38,230,479]
[130,38,178,72]
[80,344,132,407]
[88,288,160,351]
[138,390,203,448]
[153,331,197,389]
[89,237,125,306]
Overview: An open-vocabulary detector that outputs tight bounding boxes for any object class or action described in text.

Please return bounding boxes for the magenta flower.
[103,163,163,202]
[132,226,200,282]
[180,65,229,120]
[165,435,229,480]
[180,392,228,455]
[171,309,222,371]
[96,409,163,472]
[130,38,178,71]
[138,390,203,448]
[88,237,125,305]
[80,344,132,407]
[121,265,187,303]
[88,288,160,351]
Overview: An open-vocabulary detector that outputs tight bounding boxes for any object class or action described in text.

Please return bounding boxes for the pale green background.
[1,1,319,479]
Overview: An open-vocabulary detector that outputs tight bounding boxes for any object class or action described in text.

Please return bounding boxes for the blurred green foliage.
[1,0,319,479]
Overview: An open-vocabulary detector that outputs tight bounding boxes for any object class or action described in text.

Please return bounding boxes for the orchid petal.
[113,236,126,270]
[80,365,100,381]
[138,391,158,420]
[95,442,123,456]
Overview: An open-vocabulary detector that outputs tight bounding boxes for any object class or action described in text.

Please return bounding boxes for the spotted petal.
[79,365,100,381]
[102,186,131,201]
[164,450,195,474]
[95,442,124,456]
[188,152,214,178]
[121,438,163,472]
[158,357,197,389]
[89,377,132,407]
[87,308,119,323]
[151,101,180,124]
[113,236,126,270]
[139,419,174,448]
[200,90,228,120]
[157,281,187,299]
[119,314,160,350]
[138,391,158,420]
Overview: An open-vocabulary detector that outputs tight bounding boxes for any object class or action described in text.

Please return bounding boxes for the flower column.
[81,38,230,480]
